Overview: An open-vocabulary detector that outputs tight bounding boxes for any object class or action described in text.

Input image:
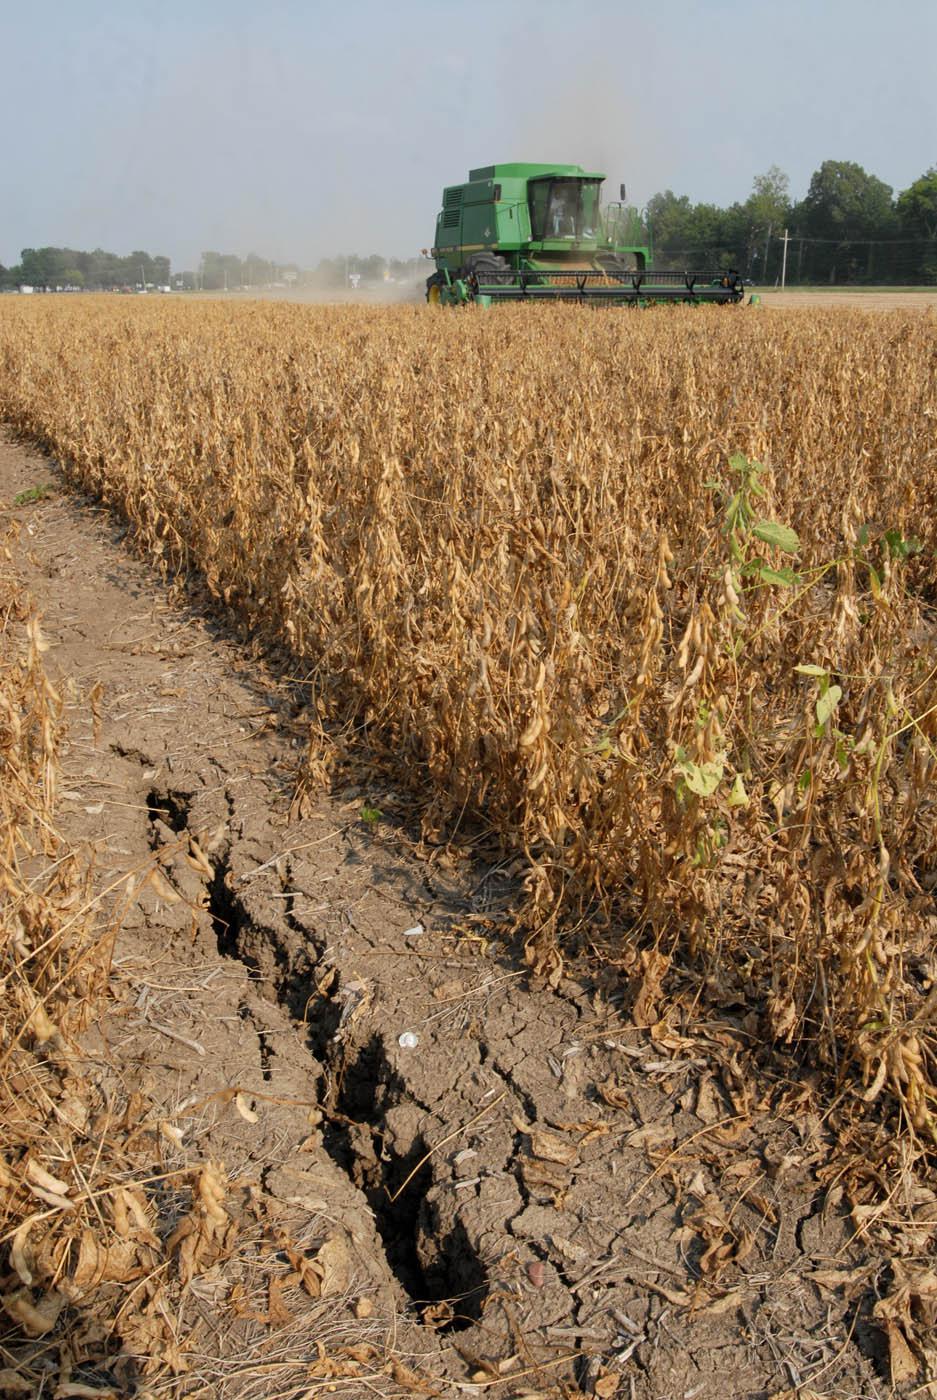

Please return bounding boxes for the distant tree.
[645,191,696,251]
[84,248,120,287]
[896,167,937,239]
[6,246,171,290]
[792,160,895,282]
[19,248,48,285]
[688,202,722,247]
[645,191,750,271]
[746,166,791,233]
[796,160,894,240]
[125,250,170,286]
[199,251,236,290]
[740,166,792,274]
[896,167,937,282]
[719,202,755,268]
[244,252,275,286]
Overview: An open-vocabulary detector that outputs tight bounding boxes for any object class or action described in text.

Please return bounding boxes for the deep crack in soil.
[0,432,904,1399]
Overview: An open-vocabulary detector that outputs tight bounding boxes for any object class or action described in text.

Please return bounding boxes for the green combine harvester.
[425,163,744,307]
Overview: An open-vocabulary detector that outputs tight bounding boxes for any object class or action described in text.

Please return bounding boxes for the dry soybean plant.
[0,532,121,1382]
[0,296,935,1166]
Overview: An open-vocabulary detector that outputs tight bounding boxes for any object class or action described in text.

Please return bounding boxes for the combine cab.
[426,163,744,307]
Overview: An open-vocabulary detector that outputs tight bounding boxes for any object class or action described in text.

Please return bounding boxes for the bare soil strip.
[0,434,911,1398]
[754,288,937,309]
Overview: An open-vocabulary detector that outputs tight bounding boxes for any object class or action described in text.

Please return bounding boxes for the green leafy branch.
[713,453,801,592]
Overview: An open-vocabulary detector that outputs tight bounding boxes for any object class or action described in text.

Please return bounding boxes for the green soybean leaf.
[758,565,798,586]
[675,757,724,797]
[816,684,842,727]
[752,520,800,554]
[883,528,921,560]
[727,774,749,808]
[794,664,829,677]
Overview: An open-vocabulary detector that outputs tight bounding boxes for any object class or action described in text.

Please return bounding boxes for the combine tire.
[464,252,513,286]
[426,272,444,305]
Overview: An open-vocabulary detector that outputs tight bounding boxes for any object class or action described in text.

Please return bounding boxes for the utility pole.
[780,228,790,289]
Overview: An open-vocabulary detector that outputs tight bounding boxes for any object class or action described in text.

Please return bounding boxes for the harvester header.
[426,162,743,306]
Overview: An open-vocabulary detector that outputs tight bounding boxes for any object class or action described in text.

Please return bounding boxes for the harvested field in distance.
[754,288,937,310]
[1,297,935,1166]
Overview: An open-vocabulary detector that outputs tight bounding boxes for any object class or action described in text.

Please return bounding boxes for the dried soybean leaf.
[11,1219,35,1286]
[632,949,669,1028]
[597,1078,629,1110]
[1,1287,65,1336]
[0,1371,32,1395]
[529,1127,577,1166]
[315,1233,351,1296]
[266,1275,292,1328]
[235,1092,258,1122]
[880,1319,919,1384]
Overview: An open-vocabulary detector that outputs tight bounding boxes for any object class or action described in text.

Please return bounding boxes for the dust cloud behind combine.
[493,29,666,207]
[197,276,428,305]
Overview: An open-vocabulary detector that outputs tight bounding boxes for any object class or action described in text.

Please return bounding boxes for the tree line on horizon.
[648,160,937,283]
[3,159,935,291]
[0,247,171,291]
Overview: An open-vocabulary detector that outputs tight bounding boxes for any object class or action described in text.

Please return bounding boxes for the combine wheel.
[426,272,444,305]
[464,252,513,285]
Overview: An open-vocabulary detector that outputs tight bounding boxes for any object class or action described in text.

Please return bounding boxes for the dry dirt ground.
[753,289,937,310]
[0,433,908,1400]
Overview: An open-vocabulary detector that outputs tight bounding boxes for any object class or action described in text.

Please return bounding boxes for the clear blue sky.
[2,0,934,271]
